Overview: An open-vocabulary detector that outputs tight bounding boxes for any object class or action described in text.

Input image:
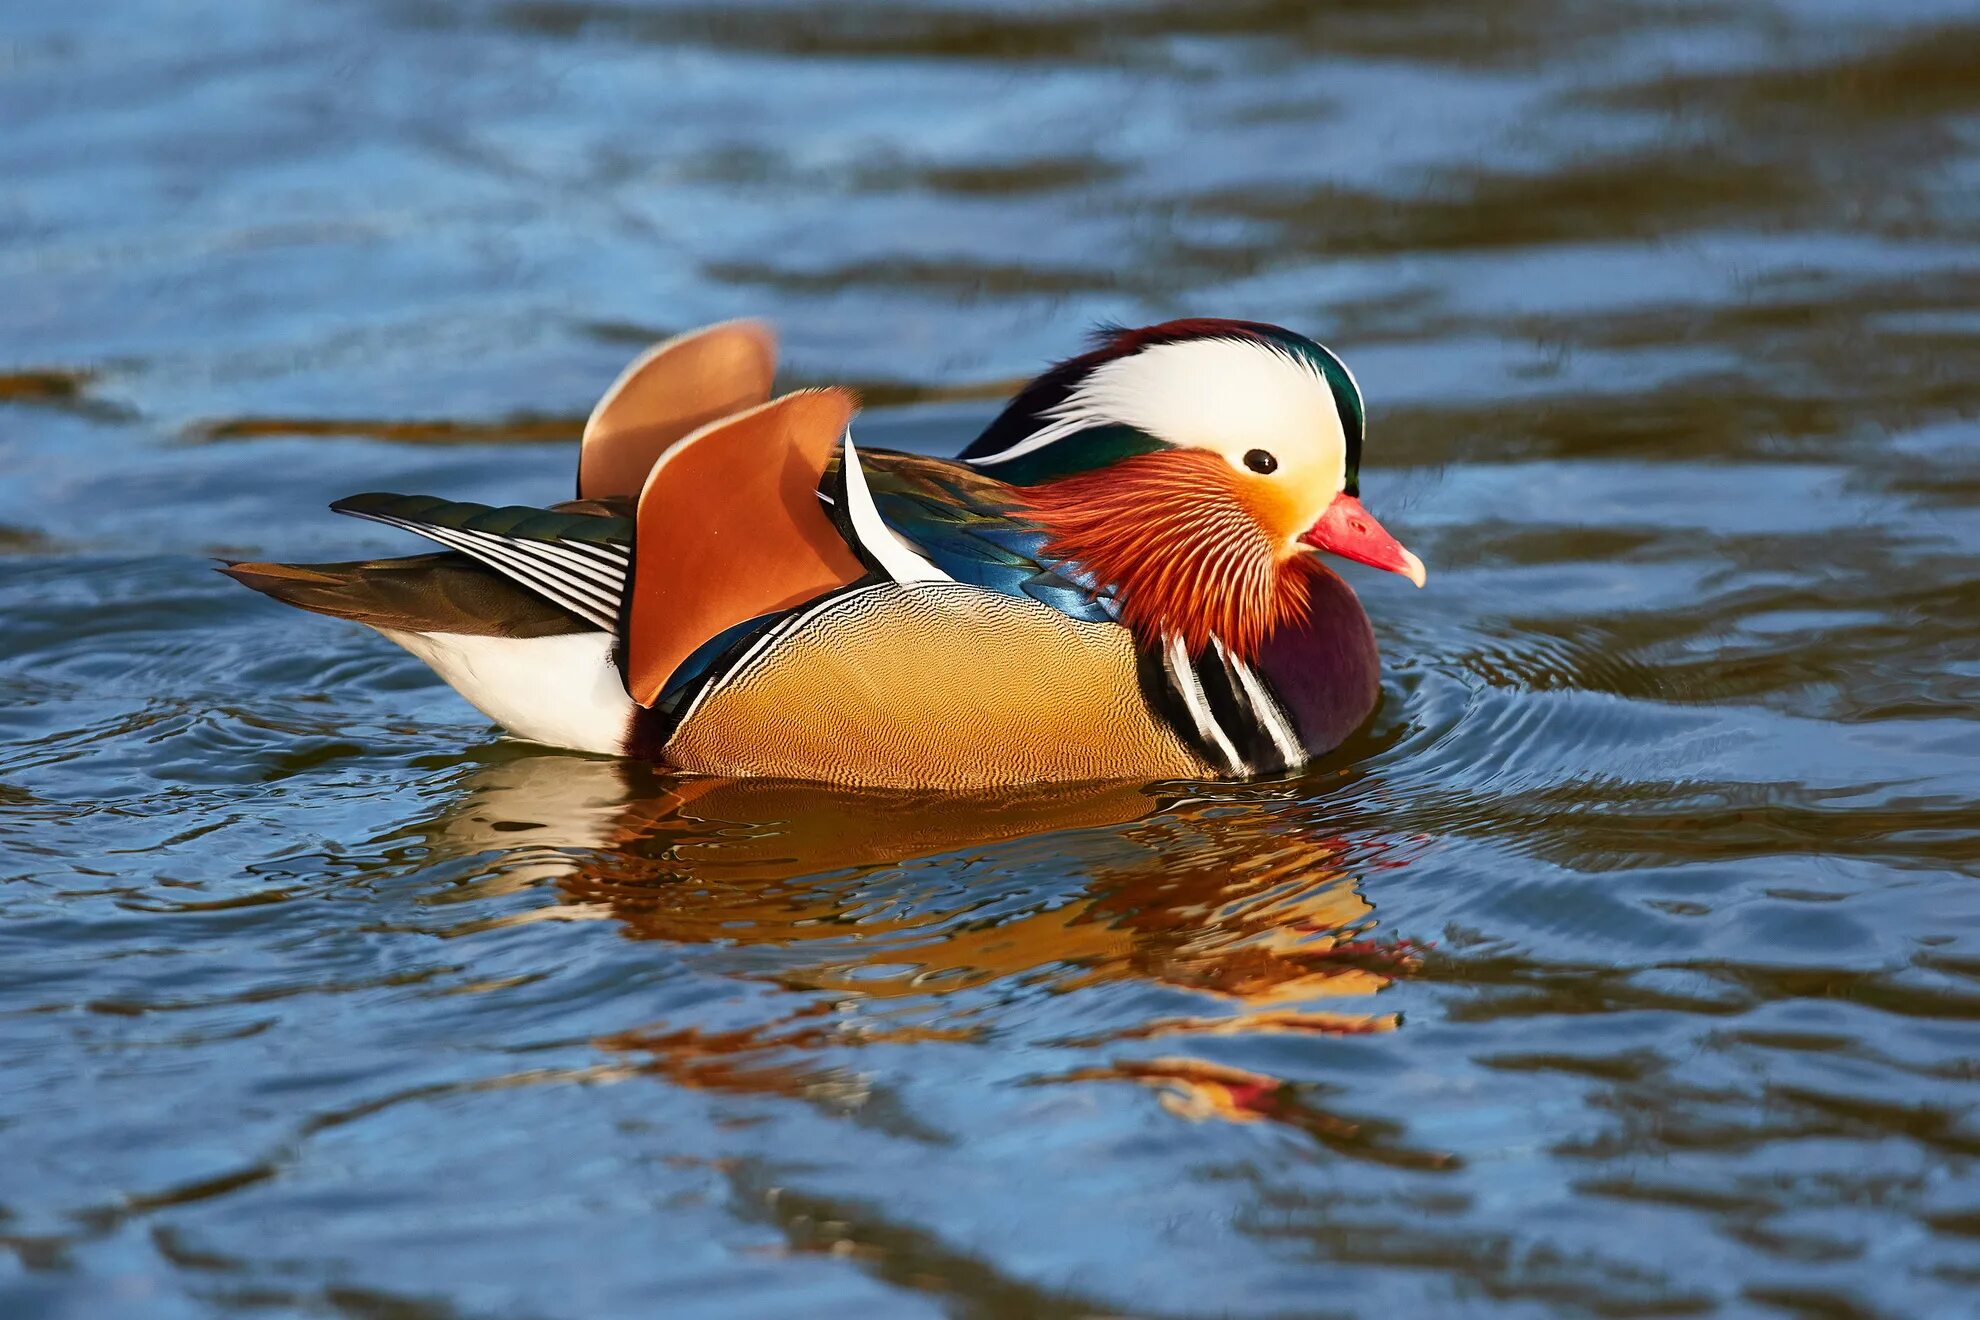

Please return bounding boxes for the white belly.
[377,628,633,755]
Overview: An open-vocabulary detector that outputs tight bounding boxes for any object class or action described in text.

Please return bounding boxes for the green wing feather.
[331,493,633,547]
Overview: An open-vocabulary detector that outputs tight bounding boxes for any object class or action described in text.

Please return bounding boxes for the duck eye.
[1243,449,1278,475]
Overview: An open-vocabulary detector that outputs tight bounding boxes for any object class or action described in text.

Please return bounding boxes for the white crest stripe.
[963,411,1098,467]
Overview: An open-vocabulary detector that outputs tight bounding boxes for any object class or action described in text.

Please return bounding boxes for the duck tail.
[218,552,594,639]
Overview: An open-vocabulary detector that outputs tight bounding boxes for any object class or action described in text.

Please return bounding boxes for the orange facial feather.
[1018,450,1325,658]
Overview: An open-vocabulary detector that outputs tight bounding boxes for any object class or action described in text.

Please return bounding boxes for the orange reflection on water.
[421,753,1421,1134]
[597,1000,979,1104]
[1037,1056,1457,1169]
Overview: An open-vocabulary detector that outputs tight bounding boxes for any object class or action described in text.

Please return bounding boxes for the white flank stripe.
[841,434,948,583]
[1165,632,1245,776]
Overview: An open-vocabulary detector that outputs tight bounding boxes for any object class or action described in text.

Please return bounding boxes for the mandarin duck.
[225,318,1425,789]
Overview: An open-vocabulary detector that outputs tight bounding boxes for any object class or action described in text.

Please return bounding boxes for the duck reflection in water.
[414,751,1423,1138]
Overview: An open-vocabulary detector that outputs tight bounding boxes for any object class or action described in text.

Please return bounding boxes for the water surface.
[3,1,1978,1316]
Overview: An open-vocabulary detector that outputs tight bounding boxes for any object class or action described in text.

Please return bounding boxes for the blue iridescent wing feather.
[849,451,1119,624]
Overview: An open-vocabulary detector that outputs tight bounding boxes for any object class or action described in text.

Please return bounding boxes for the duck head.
[961,319,1424,658]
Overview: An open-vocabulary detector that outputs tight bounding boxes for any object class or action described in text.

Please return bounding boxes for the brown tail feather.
[220,552,596,640]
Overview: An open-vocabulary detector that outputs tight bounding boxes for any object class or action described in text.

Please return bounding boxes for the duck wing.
[329,493,635,632]
[577,319,778,499]
[319,390,902,709]
[622,388,873,704]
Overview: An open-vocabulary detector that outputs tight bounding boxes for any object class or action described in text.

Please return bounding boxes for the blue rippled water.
[2,2,1977,1316]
